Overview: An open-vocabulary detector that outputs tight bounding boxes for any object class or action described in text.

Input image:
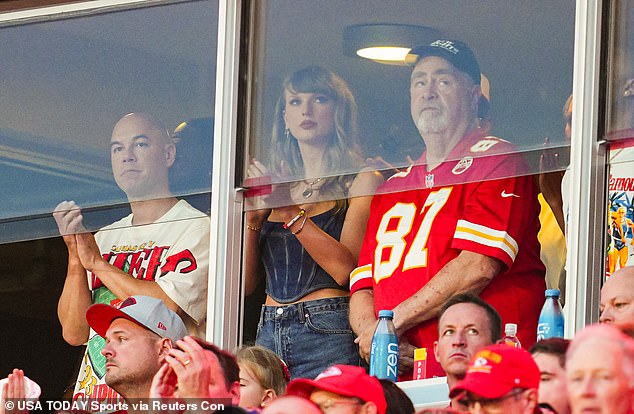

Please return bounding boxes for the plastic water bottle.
[537,289,565,340]
[501,323,521,348]
[370,309,399,381]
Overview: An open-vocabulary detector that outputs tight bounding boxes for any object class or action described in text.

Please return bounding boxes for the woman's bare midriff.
[264,288,349,306]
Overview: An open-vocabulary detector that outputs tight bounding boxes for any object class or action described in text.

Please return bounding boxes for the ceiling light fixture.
[343,23,441,65]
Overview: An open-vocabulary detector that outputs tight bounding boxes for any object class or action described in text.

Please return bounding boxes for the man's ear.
[433,340,440,362]
[165,143,176,168]
[260,389,277,407]
[360,401,378,414]
[523,388,539,412]
[158,337,174,361]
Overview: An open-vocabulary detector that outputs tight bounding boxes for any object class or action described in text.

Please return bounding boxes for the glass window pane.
[605,1,634,141]
[241,0,576,380]
[605,0,634,276]
[0,0,217,403]
[0,0,217,242]
[243,0,575,209]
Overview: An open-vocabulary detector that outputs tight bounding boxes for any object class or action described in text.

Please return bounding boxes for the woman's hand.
[245,158,294,213]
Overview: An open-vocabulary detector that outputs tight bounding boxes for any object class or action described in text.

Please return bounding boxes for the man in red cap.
[449,344,541,413]
[86,295,187,408]
[286,365,387,414]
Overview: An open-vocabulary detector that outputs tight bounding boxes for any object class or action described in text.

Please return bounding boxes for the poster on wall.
[607,139,634,276]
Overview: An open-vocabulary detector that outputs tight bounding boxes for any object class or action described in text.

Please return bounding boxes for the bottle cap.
[504,323,518,335]
[545,289,560,297]
[378,309,394,318]
[414,347,427,361]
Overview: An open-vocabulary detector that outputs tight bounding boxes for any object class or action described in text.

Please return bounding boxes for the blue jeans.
[255,296,360,380]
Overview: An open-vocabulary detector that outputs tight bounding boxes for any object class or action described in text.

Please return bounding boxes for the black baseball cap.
[406,39,481,85]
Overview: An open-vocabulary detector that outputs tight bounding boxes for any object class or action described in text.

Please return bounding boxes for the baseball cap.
[449,344,540,399]
[406,39,481,85]
[86,295,187,341]
[287,365,387,414]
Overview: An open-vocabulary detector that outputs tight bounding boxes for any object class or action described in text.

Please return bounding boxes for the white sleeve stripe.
[455,220,518,261]
[350,265,373,289]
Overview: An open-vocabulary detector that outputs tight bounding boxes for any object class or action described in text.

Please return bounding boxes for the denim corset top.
[260,207,347,303]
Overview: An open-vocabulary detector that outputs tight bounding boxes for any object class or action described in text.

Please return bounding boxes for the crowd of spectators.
[2,303,632,414]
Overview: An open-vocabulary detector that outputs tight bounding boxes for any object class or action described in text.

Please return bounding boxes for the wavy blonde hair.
[270,66,362,201]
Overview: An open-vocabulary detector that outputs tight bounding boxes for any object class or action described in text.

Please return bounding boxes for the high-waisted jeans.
[255,296,360,380]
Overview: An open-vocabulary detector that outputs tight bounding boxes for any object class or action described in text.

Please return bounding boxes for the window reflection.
[244,0,576,380]
[605,1,634,277]
[0,0,217,405]
[0,0,217,242]
[244,0,575,208]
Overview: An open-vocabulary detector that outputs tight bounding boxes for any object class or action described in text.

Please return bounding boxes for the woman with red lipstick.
[245,66,383,380]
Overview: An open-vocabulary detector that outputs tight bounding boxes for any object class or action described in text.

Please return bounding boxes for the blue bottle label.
[537,319,564,340]
[370,334,399,381]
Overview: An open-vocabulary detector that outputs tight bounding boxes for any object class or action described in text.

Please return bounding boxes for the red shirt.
[351,130,546,378]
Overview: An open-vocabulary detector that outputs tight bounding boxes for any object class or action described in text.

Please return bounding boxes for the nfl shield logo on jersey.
[425,173,435,188]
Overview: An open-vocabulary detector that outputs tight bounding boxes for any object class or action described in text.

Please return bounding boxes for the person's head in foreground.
[566,324,634,414]
[449,344,540,414]
[529,338,571,414]
[260,395,322,414]
[435,293,502,383]
[600,266,634,327]
[235,345,290,409]
[378,378,414,414]
[151,335,241,406]
[287,364,387,414]
[86,295,187,399]
[190,337,242,404]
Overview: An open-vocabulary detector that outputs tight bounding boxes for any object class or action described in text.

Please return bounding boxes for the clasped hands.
[53,200,103,271]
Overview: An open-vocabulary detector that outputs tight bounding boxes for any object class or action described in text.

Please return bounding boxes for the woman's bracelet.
[283,209,306,229]
[292,214,308,235]
[246,223,262,231]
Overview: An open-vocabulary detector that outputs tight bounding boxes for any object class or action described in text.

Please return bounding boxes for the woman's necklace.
[302,177,323,199]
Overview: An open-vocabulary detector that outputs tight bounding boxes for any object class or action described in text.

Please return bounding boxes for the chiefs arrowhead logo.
[452,156,473,175]
[157,322,167,331]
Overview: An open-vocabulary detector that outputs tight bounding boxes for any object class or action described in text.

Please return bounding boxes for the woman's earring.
[285,128,290,140]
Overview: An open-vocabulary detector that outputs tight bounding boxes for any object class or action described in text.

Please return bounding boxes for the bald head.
[260,396,321,414]
[566,324,634,414]
[112,113,172,144]
[600,266,634,326]
[109,113,176,199]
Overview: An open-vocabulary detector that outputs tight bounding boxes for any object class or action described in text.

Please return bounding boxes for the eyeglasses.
[314,398,363,412]
[460,388,527,412]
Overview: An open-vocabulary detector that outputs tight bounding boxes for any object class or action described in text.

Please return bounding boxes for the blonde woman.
[245,66,383,380]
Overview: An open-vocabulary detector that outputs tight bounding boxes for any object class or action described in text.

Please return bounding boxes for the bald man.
[53,113,210,404]
[600,266,634,326]
[260,396,322,414]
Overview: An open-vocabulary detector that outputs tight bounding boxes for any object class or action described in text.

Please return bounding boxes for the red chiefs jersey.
[351,130,546,378]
